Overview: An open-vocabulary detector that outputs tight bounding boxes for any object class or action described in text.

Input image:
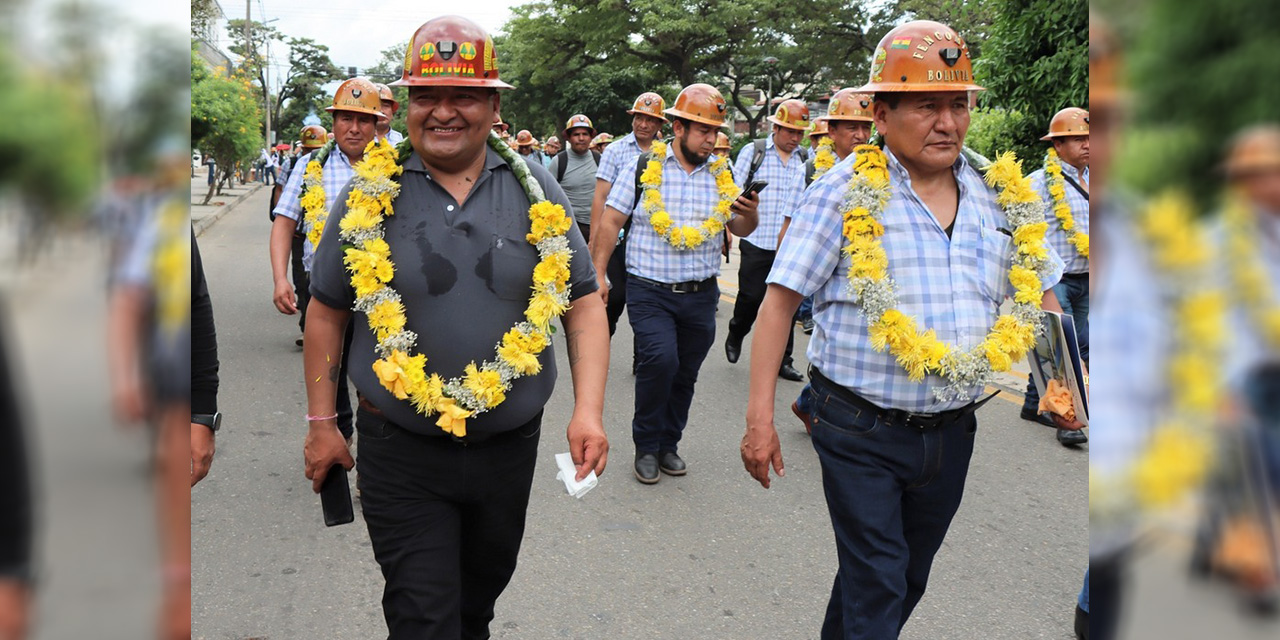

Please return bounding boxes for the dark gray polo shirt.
[310,147,598,436]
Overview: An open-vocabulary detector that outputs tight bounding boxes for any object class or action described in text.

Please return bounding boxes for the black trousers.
[356,407,542,640]
[729,240,795,365]
[291,233,310,333]
[578,221,629,336]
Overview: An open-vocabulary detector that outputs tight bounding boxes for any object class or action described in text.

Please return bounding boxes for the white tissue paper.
[554,452,598,499]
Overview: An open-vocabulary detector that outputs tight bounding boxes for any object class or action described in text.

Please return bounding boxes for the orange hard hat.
[768,99,810,131]
[515,129,535,145]
[300,125,328,149]
[858,20,984,94]
[390,15,513,89]
[1041,107,1089,141]
[628,92,668,122]
[808,118,829,139]
[591,132,613,146]
[545,135,560,145]
[826,88,874,122]
[563,114,596,138]
[714,132,731,151]
[492,114,509,132]
[663,83,729,128]
[373,82,399,112]
[325,77,389,120]
[1224,124,1280,178]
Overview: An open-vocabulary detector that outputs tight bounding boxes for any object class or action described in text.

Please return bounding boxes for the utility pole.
[245,0,271,145]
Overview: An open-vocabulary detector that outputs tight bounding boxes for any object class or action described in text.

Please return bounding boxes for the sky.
[207,0,523,92]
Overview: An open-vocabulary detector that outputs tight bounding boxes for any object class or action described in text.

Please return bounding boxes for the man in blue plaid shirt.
[268,77,386,441]
[590,83,760,485]
[740,20,1081,638]
[1020,107,1090,447]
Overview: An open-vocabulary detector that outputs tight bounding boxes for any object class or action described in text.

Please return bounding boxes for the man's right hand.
[273,278,298,315]
[597,275,610,306]
[303,421,354,493]
[0,580,29,640]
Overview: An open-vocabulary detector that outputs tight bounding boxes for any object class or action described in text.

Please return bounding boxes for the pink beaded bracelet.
[306,413,338,422]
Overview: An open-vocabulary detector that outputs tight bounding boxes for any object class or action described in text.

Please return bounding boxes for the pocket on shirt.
[489,234,538,301]
[977,232,1014,301]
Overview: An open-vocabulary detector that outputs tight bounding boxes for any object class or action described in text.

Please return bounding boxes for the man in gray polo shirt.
[557,113,601,239]
[301,16,611,638]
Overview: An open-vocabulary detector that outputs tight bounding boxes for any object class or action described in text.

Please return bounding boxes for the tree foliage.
[972,0,1087,169]
[192,46,263,204]
[273,37,342,144]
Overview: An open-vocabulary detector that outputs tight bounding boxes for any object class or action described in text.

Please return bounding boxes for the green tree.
[363,40,411,137]
[893,0,994,58]
[972,0,1087,170]
[273,37,342,144]
[225,18,281,140]
[192,0,220,41]
[192,46,263,204]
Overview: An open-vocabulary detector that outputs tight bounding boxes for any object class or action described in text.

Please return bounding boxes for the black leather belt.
[631,274,716,294]
[808,367,998,430]
[1062,271,1089,281]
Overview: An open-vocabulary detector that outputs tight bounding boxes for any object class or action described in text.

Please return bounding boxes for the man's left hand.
[191,423,216,487]
[567,416,608,481]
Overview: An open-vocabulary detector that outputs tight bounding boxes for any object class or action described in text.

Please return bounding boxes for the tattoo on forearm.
[328,365,340,383]
[567,329,584,366]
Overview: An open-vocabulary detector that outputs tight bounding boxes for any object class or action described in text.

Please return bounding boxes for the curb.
[193,183,263,237]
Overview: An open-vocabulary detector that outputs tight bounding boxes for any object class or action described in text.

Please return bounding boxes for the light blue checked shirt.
[1030,159,1090,274]
[596,132,646,186]
[768,147,1065,412]
[733,134,807,251]
[271,147,357,272]
[605,144,733,283]
[378,129,405,146]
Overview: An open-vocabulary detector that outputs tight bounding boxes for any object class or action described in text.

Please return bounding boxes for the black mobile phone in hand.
[742,180,769,197]
[319,464,354,526]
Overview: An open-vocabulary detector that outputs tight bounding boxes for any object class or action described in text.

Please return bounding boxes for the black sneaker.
[658,451,687,476]
[802,318,814,335]
[1020,407,1056,428]
[1057,428,1088,447]
[634,453,660,484]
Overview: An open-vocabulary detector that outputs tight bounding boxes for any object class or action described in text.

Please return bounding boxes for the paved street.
[191,182,1090,639]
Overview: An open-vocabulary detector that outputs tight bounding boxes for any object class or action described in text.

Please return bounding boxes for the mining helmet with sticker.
[1224,124,1280,178]
[391,15,513,89]
[627,92,668,122]
[768,99,810,131]
[374,82,399,112]
[826,88,874,122]
[663,83,730,128]
[515,129,535,146]
[808,118,829,140]
[1041,107,1089,141]
[563,114,596,138]
[857,20,984,94]
[714,132,731,151]
[300,125,328,149]
[325,78,388,120]
[591,132,613,147]
[492,114,509,133]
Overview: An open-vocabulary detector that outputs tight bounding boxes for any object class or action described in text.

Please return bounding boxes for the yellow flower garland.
[301,140,335,247]
[153,198,191,334]
[811,136,836,181]
[840,145,1053,400]
[1223,192,1280,348]
[337,134,574,437]
[1043,148,1090,258]
[639,140,741,249]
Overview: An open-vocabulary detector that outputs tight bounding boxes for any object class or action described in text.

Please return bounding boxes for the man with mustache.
[270,77,386,443]
[590,83,760,484]
[741,20,1079,638]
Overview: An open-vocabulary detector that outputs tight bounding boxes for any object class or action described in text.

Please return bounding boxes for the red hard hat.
[390,15,513,90]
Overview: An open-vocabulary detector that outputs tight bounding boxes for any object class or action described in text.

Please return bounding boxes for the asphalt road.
[192,185,1089,639]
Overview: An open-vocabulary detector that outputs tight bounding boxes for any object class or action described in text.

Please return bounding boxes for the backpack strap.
[592,150,601,166]
[1061,172,1089,199]
[804,156,817,187]
[556,152,568,182]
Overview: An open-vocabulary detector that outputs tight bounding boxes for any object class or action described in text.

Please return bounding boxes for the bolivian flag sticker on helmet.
[891,37,911,49]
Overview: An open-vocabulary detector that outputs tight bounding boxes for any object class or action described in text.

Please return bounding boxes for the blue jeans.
[808,373,978,638]
[796,295,814,322]
[626,278,718,453]
[1025,273,1089,411]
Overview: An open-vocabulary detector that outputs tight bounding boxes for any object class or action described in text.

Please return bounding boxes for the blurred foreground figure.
[0,313,33,639]
[1190,124,1280,615]
[105,146,193,639]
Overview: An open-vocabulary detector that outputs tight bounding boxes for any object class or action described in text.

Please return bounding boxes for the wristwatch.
[192,412,222,433]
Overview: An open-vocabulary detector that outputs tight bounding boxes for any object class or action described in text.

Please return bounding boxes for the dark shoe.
[1074,605,1088,640]
[1020,407,1056,428]
[658,451,687,476]
[725,333,743,364]
[1057,428,1088,446]
[778,363,804,381]
[802,317,814,335]
[295,336,305,347]
[792,400,811,435]
[634,453,660,484]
